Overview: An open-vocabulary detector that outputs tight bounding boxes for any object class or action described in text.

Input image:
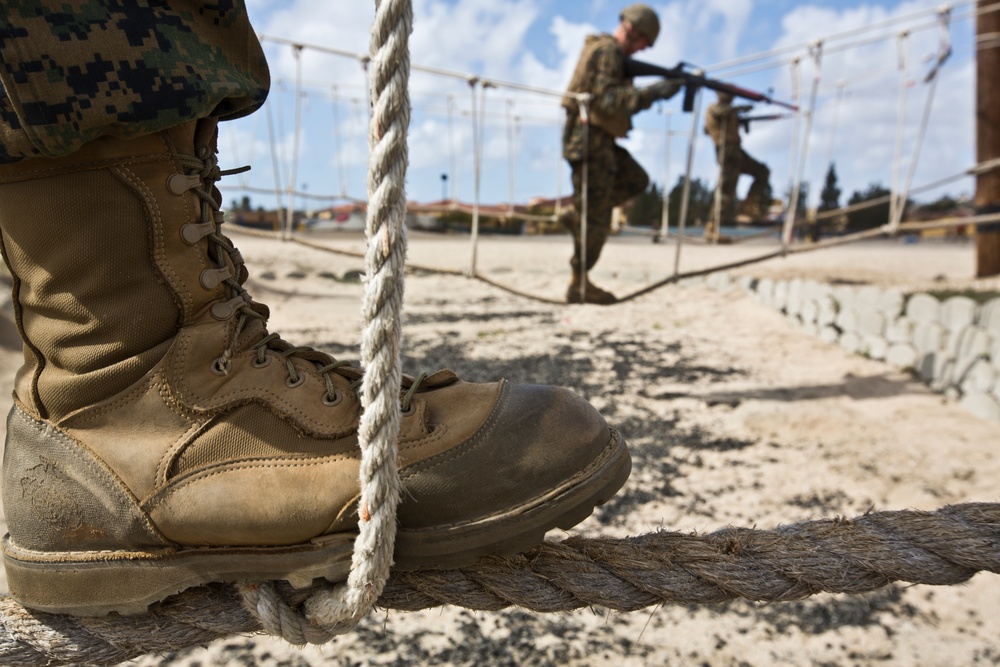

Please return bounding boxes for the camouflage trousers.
[709,142,770,231]
[564,142,649,272]
[0,0,269,163]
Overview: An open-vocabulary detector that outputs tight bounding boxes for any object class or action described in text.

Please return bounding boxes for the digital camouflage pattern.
[704,100,747,147]
[564,144,648,272]
[0,0,269,163]
[561,33,653,272]
[562,33,652,159]
[705,100,770,228]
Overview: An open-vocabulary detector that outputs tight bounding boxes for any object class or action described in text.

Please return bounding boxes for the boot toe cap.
[397,381,619,529]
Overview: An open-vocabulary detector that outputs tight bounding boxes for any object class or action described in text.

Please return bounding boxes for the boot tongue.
[233,302,269,353]
[194,119,219,153]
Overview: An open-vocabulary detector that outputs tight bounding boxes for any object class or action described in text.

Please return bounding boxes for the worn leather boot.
[566,273,618,305]
[0,120,630,616]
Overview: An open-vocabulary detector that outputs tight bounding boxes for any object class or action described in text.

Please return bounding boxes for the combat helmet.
[620,3,660,46]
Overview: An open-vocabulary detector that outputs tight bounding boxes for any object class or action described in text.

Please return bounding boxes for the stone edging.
[693,272,1000,423]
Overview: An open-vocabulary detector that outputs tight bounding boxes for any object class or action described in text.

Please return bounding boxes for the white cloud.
[225,1,975,209]
[411,0,539,78]
[751,1,971,205]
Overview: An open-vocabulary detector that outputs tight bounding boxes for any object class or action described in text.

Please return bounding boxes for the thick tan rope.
[1,503,998,666]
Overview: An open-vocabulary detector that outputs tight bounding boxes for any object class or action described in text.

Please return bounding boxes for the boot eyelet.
[286,375,306,388]
[181,221,215,245]
[322,390,343,407]
[400,401,416,416]
[167,173,202,195]
[211,296,244,320]
[200,266,233,290]
[211,358,231,376]
[252,355,272,369]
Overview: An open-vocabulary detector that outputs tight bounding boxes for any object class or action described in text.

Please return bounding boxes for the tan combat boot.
[0,120,630,616]
[566,273,618,305]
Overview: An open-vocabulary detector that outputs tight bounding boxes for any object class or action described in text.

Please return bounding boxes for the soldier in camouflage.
[0,2,632,615]
[560,3,679,304]
[704,90,771,240]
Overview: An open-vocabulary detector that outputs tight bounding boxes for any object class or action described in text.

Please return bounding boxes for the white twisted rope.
[237,0,412,640]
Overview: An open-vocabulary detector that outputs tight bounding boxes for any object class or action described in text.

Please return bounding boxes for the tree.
[667,176,714,228]
[627,182,664,227]
[819,163,841,213]
[921,194,959,213]
[846,182,891,231]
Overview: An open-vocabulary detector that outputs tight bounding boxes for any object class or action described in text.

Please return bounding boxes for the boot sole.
[392,427,631,569]
[2,429,629,616]
[1,533,357,616]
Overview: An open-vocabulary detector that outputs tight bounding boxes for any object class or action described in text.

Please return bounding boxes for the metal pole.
[891,8,952,233]
[447,96,457,204]
[784,41,824,247]
[888,31,911,228]
[555,120,564,218]
[783,58,802,233]
[506,100,517,215]
[468,79,484,276]
[658,109,672,242]
[285,44,304,240]
[579,97,591,303]
[674,87,704,278]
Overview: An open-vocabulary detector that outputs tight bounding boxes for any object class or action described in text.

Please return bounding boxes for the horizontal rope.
[2,503,998,666]
[230,209,1000,307]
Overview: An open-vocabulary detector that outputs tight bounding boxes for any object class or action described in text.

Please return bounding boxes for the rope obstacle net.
[237,1,1000,307]
[0,1,998,665]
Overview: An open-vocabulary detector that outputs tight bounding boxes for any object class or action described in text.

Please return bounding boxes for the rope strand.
[2,503,998,666]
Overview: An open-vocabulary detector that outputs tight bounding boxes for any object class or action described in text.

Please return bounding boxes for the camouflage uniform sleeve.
[709,101,734,119]
[0,0,269,163]
[588,41,644,118]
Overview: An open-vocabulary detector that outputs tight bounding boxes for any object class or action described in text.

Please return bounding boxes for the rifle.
[738,113,791,133]
[623,58,799,113]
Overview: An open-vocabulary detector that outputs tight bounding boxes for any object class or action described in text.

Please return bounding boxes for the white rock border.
[696,272,1000,423]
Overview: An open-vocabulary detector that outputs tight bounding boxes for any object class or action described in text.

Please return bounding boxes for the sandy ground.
[3,230,1000,666]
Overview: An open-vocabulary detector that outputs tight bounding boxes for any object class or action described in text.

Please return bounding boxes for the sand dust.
[2,231,999,666]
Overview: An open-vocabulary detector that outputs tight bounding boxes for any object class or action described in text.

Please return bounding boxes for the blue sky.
[219,1,981,214]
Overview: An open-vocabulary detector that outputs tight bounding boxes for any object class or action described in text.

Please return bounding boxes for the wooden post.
[976,0,1000,277]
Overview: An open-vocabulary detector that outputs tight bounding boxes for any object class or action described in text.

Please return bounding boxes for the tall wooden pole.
[976,0,1000,277]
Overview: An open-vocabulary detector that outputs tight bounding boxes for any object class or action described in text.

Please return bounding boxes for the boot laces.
[177,147,428,408]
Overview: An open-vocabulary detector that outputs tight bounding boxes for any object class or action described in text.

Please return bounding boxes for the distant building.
[305,203,367,232]
[227,208,282,231]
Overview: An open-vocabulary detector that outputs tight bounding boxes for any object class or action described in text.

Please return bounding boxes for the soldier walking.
[560,4,680,304]
[704,90,771,241]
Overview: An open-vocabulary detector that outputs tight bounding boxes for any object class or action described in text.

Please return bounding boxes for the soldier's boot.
[566,272,618,305]
[0,120,631,616]
[704,219,719,244]
[557,207,578,232]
